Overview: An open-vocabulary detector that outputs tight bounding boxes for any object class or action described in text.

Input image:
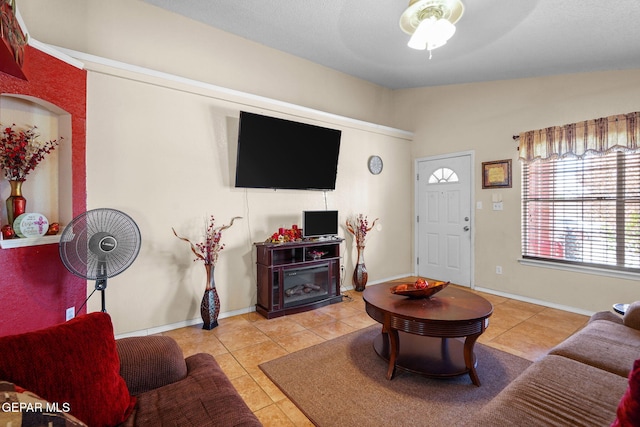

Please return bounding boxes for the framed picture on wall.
[482,159,512,188]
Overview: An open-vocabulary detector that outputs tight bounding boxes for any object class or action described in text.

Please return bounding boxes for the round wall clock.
[368,155,383,175]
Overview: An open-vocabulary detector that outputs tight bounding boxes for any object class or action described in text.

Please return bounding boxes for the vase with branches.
[0,124,61,227]
[346,214,378,291]
[173,215,241,329]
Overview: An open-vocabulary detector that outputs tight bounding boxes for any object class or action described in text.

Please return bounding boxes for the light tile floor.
[160,279,591,426]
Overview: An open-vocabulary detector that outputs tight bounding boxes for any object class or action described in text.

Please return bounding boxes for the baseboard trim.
[340,272,415,292]
[474,286,595,317]
[116,273,414,339]
[115,305,256,339]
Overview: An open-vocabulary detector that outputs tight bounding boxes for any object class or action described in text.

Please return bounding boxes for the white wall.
[82,65,412,334]
[19,0,395,128]
[393,70,640,313]
[19,0,640,332]
[19,0,413,335]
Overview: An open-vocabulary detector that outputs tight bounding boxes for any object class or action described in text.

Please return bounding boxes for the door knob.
[463,226,470,231]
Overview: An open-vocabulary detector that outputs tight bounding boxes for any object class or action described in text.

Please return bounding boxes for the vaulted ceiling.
[142,0,640,90]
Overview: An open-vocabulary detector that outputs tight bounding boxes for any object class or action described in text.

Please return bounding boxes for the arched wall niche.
[0,94,73,241]
[0,44,87,337]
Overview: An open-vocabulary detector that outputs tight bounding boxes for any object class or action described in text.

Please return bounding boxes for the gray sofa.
[467,304,640,426]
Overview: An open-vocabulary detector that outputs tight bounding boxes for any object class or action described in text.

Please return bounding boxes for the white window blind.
[522,151,640,271]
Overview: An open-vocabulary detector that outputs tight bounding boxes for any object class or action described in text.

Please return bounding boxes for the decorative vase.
[201,264,221,330]
[353,245,368,292]
[6,180,26,226]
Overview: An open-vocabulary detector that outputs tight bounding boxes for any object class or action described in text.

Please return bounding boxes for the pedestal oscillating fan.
[59,208,142,312]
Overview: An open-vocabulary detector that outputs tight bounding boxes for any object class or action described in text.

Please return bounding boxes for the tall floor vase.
[6,180,26,226]
[201,264,221,330]
[353,245,368,292]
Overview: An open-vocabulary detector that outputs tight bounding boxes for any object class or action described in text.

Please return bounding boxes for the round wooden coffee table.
[363,282,493,386]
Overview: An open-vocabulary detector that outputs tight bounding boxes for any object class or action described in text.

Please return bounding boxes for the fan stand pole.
[96,278,107,313]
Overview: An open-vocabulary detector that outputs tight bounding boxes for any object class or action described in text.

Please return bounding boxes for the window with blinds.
[522,151,640,272]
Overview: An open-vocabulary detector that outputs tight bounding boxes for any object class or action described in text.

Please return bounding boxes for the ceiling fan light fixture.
[400,0,464,57]
[408,16,456,51]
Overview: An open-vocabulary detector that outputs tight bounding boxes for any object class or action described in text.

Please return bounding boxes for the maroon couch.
[117,335,261,426]
[0,312,261,427]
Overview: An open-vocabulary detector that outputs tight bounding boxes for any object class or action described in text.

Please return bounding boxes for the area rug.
[259,325,532,427]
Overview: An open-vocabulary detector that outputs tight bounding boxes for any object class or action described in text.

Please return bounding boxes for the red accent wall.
[0,45,87,337]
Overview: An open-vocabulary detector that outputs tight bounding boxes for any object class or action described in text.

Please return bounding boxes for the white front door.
[416,153,472,286]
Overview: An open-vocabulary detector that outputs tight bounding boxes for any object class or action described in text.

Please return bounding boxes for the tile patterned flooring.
[160,280,590,426]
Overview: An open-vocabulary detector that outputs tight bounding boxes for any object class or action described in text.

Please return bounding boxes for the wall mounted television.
[303,210,339,239]
[234,111,341,190]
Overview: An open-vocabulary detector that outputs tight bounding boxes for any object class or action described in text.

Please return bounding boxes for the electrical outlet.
[495,266,503,274]
[66,307,75,321]
[492,202,504,211]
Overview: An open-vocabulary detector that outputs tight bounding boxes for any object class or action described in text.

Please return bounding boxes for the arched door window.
[428,167,459,184]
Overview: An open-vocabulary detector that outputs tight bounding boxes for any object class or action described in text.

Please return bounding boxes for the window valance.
[518,112,640,163]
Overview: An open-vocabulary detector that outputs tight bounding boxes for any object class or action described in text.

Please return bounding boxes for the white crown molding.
[13,4,84,70]
[27,38,85,70]
[46,44,413,140]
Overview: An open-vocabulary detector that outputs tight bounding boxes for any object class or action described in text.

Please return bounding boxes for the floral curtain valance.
[518,112,640,163]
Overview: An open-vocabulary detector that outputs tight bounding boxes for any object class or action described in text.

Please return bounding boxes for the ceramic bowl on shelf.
[390,281,449,299]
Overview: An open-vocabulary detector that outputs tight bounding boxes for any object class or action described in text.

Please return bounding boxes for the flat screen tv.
[235,111,341,190]
[303,210,339,239]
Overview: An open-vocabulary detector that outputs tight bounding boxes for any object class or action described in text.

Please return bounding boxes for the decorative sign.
[482,159,512,189]
[13,213,50,238]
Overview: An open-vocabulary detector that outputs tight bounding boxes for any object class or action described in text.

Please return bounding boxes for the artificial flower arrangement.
[268,225,302,243]
[172,215,241,267]
[0,124,61,181]
[346,214,379,247]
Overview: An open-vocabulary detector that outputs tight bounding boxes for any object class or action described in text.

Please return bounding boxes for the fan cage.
[59,208,141,280]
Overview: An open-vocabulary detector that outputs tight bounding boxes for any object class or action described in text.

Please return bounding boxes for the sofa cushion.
[591,310,624,324]
[548,318,640,377]
[0,313,136,427]
[465,355,627,426]
[0,381,88,427]
[117,335,188,395]
[624,301,640,330]
[612,358,640,427]
[121,352,262,427]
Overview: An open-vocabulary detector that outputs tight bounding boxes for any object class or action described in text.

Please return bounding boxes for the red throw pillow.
[612,358,640,427]
[0,313,136,427]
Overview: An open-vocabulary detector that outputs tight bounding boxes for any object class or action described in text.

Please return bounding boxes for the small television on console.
[235,111,341,191]
[303,210,339,239]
